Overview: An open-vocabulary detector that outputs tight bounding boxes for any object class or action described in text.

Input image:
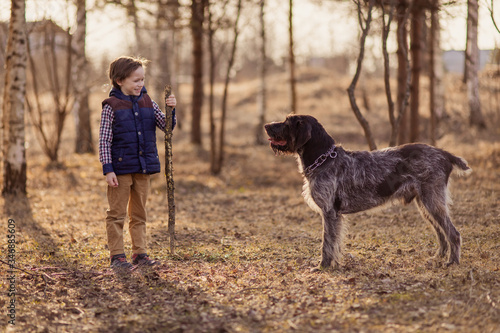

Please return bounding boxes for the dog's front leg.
[315,209,344,271]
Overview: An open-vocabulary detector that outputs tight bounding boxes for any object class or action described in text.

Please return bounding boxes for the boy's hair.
[108,56,150,90]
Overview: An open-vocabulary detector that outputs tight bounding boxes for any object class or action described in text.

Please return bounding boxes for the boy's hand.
[166,94,177,108]
[106,172,119,187]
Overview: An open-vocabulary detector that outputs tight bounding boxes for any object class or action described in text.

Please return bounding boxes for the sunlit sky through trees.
[1,0,499,65]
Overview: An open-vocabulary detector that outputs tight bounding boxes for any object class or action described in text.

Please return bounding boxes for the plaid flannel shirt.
[99,100,174,169]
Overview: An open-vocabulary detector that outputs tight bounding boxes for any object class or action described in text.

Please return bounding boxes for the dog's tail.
[447,152,472,176]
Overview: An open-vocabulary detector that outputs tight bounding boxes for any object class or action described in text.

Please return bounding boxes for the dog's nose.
[264,122,279,129]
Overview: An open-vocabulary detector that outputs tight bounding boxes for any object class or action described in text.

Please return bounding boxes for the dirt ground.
[1,68,499,332]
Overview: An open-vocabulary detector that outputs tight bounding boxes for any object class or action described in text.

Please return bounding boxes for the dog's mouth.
[268,137,291,155]
[268,138,287,146]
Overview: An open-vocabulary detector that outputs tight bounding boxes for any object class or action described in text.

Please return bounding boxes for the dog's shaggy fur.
[264,115,471,271]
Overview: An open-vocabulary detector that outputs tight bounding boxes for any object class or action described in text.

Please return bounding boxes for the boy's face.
[117,66,145,96]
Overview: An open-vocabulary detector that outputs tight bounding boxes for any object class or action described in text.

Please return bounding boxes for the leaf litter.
[1,68,500,332]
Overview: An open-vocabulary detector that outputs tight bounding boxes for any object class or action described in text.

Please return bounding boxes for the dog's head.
[264,115,317,154]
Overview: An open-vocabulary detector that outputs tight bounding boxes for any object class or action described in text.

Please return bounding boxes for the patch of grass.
[1,70,500,332]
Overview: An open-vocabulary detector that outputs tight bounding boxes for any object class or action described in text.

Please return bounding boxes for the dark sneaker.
[110,254,133,270]
[132,253,158,267]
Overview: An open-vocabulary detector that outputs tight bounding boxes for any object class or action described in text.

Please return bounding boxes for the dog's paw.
[426,257,442,269]
[310,266,323,273]
[310,264,337,273]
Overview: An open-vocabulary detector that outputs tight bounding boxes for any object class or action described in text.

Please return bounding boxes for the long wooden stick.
[164,85,175,254]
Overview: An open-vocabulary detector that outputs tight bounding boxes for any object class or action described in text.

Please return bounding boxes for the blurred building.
[443,49,493,73]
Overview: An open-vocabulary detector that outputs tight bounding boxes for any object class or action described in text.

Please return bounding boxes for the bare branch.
[486,0,500,34]
[347,0,377,150]
[382,0,396,133]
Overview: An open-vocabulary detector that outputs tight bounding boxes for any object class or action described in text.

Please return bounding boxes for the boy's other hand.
[166,94,177,108]
[106,172,119,187]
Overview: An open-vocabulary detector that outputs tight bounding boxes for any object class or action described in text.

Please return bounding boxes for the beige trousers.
[106,173,150,256]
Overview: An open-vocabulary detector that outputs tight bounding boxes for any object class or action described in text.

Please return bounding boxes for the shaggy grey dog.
[264,115,471,271]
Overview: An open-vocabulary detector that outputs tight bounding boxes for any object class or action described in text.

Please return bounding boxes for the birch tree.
[2,0,27,195]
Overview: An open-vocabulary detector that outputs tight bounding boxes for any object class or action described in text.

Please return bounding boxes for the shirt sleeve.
[99,104,115,175]
[153,100,176,133]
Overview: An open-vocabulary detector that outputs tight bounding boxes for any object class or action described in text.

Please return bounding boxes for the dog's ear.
[293,118,312,150]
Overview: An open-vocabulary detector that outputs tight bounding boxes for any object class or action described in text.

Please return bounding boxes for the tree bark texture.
[164,85,176,254]
[429,0,445,145]
[463,1,471,84]
[207,3,217,174]
[409,6,423,143]
[2,0,27,195]
[288,0,297,114]
[255,0,267,145]
[73,0,94,154]
[466,0,486,128]
[190,0,206,145]
[396,3,410,145]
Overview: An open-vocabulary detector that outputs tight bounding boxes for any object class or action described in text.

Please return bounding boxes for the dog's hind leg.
[415,197,449,259]
[316,210,344,271]
[417,186,461,266]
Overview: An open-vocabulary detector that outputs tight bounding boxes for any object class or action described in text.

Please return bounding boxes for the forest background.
[0,0,500,332]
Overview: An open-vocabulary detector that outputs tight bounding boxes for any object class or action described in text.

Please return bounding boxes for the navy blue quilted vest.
[103,87,161,175]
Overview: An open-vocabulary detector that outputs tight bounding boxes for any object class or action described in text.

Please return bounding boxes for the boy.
[99,56,177,270]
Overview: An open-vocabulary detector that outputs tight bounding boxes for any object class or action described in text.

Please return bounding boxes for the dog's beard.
[266,128,293,155]
[270,142,293,156]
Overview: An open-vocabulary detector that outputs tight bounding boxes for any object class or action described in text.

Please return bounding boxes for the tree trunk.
[26,24,73,163]
[153,0,168,100]
[409,6,423,143]
[382,1,396,145]
[190,0,206,145]
[288,0,297,114]
[347,0,377,151]
[429,0,445,145]
[207,2,217,174]
[73,0,94,154]
[153,0,179,102]
[2,0,27,195]
[396,2,411,145]
[214,0,242,174]
[128,0,143,53]
[255,0,267,145]
[466,0,486,128]
[463,2,471,84]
